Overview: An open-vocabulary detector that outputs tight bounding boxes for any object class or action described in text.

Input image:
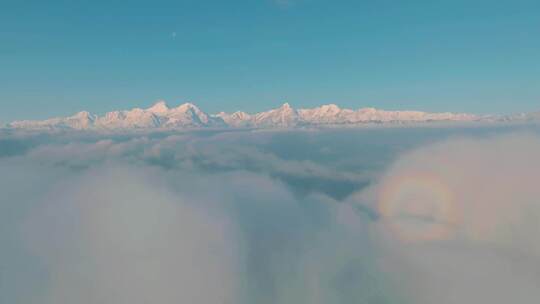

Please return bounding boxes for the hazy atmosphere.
[2,0,539,303]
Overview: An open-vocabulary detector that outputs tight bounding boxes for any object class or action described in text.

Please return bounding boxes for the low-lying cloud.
[1,127,540,303]
[24,166,241,304]
[351,132,540,304]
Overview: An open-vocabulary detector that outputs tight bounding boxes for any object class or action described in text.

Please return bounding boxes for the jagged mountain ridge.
[10,101,225,130]
[8,100,488,131]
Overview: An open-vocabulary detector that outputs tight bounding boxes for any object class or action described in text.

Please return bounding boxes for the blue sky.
[1,0,539,121]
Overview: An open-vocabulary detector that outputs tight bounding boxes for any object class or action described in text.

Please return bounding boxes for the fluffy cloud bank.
[0,130,394,304]
[1,127,540,303]
[23,166,241,304]
[352,132,540,304]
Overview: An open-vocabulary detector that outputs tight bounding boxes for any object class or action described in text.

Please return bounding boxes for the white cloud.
[3,128,540,303]
[23,166,241,304]
[0,132,393,303]
[351,132,540,303]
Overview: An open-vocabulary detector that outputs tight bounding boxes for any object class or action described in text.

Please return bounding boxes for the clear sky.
[1,0,539,121]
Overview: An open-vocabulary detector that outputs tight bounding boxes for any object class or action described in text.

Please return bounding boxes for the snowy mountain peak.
[214,111,252,127]
[72,111,95,120]
[147,100,169,113]
[253,102,299,127]
[232,111,250,118]
[358,107,378,113]
[320,104,340,111]
[280,102,292,109]
[175,102,199,111]
[8,100,526,132]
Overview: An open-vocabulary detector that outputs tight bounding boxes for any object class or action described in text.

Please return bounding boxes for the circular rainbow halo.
[377,172,459,242]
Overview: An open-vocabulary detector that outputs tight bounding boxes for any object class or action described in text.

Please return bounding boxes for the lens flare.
[377,172,459,242]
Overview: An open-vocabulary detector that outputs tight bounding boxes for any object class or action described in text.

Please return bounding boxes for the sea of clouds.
[1,125,540,303]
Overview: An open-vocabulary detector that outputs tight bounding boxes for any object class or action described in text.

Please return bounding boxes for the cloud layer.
[352,132,540,304]
[1,126,540,303]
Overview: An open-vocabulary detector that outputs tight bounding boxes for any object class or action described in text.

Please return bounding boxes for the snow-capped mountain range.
[4,101,534,131]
